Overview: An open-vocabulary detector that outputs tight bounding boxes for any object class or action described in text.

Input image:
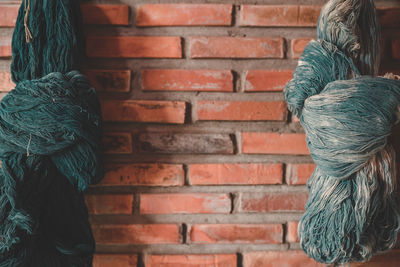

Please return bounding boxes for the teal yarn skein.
[284,0,400,264]
[0,0,103,266]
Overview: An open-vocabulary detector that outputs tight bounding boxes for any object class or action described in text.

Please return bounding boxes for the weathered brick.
[141,69,233,92]
[287,221,299,243]
[81,4,130,25]
[0,36,11,58]
[0,71,13,92]
[0,5,19,27]
[377,7,400,28]
[85,194,133,215]
[140,193,231,214]
[102,132,132,154]
[240,5,320,27]
[243,251,323,267]
[145,254,237,267]
[86,36,182,58]
[190,37,284,58]
[244,70,293,92]
[138,133,234,154]
[100,164,184,186]
[92,224,181,244]
[393,40,400,60]
[242,132,309,155]
[286,164,315,185]
[196,101,287,121]
[84,70,131,93]
[137,4,232,26]
[93,254,138,267]
[239,192,308,212]
[101,100,186,124]
[189,163,283,185]
[291,38,311,58]
[189,224,282,244]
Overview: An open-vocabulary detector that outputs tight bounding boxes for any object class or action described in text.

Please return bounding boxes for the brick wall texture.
[1,0,400,266]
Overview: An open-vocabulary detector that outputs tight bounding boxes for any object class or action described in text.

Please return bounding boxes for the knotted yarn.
[284,0,400,264]
[0,0,103,266]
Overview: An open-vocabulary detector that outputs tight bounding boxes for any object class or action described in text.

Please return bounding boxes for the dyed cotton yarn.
[284,0,400,264]
[0,0,103,266]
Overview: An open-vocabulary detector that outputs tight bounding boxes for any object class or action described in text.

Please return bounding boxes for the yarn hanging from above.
[0,0,103,266]
[284,0,400,264]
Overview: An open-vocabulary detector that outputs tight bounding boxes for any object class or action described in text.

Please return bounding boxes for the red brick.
[287,221,299,243]
[189,163,283,185]
[86,36,182,58]
[196,101,287,121]
[377,7,400,28]
[352,250,400,267]
[0,5,19,27]
[100,164,184,186]
[286,164,315,185]
[240,5,320,27]
[81,4,130,25]
[145,254,237,267]
[393,40,400,60]
[190,37,284,58]
[102,132,132,154]
[0,4,129,27]
[92,224,181,244]
[85,194,133,214]
[0,36,11,58]
[242,132,309,155]
[0,71,14,92]
[141,69,233,92]
[239,192,308,212]
[84,70,131,93]
[291,38,311,58]
[101,100,186,124]
[243,251,323,267]
[244,70,293,92]
[137,4,232,26]
[93,254,138,267]
[140,193,231,214]
[190,224,282,244]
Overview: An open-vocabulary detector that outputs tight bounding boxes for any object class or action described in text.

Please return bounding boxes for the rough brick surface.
[0,5,19,27]
[190,37,284,58]
[189,163,283,185]
[140,193,231,214]
[80,4,130,25]
[242,132,309,155]
[141,69,233,92]
[378,7,400,28]
[138,133,234,154]
[137,4,232,26]
[243,251,323,267]
[145,254,237,267]
[100,164,184,186]
[85,194,133,214]
[291,38,311,58]
[102,132,132,154]
[286,164,315,185]
[85,69,131,93]
[239,192,308,212]
[240,5,320,27]
[93,255,138,267]
[189,224,283,244]
[393,39,400,60]
[101,100,186,123]
[0,36,11,58]
[0,71,13,92]
[287,221,299,243]
[86,36,182,58]
[92,224,181,244]
[196,101,287,121]
[244,70,293,92]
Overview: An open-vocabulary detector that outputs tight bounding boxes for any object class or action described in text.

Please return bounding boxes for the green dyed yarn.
[284,0,400,264]
[0,0,103,266]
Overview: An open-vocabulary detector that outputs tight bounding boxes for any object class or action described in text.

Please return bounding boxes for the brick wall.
[1,0,400,266]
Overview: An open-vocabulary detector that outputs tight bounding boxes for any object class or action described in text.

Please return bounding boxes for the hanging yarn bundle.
[0,0,103,266]
[284,0,400,264]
